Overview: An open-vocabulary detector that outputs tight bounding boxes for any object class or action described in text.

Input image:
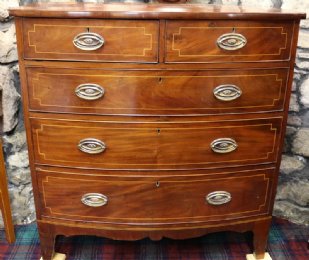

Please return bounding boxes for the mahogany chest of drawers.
[10,3,305,260]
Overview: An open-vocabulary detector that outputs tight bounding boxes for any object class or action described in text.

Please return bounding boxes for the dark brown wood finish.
[37,166,274,223]
[9,3,306,20]
[14,17,44,220]
[252,218,272,259]
[23,18,159,62]
[31,116,282,169]
[38,222,56,260]
[268,21,301,216]
[27,67,289,115]
[25,59,292,69]
[166,20,294,63]
[36,215,272,240]
[10,3,305,260]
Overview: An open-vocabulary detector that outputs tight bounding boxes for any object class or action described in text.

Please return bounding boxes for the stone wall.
[0,0,35,226]
[0,0,308,227]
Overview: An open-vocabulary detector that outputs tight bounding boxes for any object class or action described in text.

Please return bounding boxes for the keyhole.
[86,27,90,32]
[158,77,163,84]
[156,181,160,188]
[157,128,161,135]
[232,27,236,33]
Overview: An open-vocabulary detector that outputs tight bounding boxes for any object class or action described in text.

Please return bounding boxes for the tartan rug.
[0,218,308,260]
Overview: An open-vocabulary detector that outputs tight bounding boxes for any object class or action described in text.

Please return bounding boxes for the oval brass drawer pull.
[213,85,242,101]
[206,191,231,205]
[75,84,105,101]
[81,193,108,207]
[211,138,237,153]
[217,33,247,51]
[73,32,104,51]
[78,138,106,154]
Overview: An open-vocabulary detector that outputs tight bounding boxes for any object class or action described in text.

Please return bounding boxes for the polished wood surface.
[25,59,291,69]
[36,216,272,240]
[252,218,272,259]
[37,166,274,223]
[9,3,306,20]
[23,18,159,62]
[27,67,288,115]
[0,138,15,243]
[10,2,305,260]
[166,20,294,63]
[31,116,282,169]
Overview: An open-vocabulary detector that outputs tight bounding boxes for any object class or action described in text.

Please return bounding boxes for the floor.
[0,217,308,260]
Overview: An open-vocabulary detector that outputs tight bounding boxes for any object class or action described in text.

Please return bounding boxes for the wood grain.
[9,3,306,20]
[37,166,274,224]
[27,67,289,115]
[166,20,294,63]
[31,116,282,169]
[23,18,159,63]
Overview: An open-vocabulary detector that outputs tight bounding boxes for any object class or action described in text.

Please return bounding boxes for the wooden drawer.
[22,18,159,62]
[166,20,294,63]
[27,67,288,115]
[31,116,282,170]
[37,166,274,224]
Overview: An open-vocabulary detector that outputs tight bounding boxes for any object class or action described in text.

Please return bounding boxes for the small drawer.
[27,68,288,115]
[37,166,274,224]
[166,20,294,63]
[22,18,159,62]
[31,116,282,170]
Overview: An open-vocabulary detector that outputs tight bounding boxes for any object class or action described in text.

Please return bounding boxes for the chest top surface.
[10,2,306,20]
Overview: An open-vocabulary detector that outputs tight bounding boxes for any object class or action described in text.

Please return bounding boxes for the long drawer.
[27,67,288,115]
[31,116,282,170]
[22,18,159,62]
[166,20,294,63]
[37,166,274,224]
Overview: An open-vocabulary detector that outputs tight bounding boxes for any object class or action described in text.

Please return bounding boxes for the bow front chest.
[10,3,305,260]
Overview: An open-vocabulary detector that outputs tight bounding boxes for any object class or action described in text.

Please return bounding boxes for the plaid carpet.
[0,218,308,260]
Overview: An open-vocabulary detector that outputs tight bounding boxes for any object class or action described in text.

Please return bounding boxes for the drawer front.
[166,20,294,63]
[27,68,288,115]
[23,18,158,62]
[31,117,282,169]
[37,167,274,224]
